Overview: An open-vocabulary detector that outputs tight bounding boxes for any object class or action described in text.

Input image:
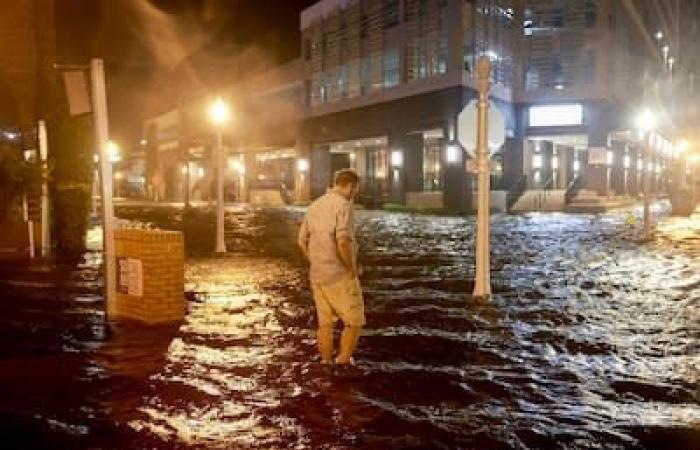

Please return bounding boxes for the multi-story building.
[299,0,518,211]
[298,0,684,211]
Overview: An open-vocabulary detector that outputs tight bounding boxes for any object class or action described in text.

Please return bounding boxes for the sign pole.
[90,58,116,316]
[38,120,50,257]
[473,57,492,299]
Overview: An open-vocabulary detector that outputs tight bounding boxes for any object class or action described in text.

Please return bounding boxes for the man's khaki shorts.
[312,275,366,327]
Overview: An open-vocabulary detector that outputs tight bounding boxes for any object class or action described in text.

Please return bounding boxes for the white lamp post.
[636,109,655,240]
[209,97,231,254]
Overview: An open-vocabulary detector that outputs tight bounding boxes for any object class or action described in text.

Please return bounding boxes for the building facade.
[298,0,681,211]
[139,60,304,204]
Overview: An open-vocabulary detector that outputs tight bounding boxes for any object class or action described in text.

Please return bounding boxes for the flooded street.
[0,205,698,449]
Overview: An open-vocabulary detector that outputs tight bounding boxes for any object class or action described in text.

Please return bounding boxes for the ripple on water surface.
[0,204,698,449]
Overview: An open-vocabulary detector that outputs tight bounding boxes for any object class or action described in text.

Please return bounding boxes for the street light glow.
[209,97,231,126]
[107,140,121,163]
[297,159,309,172]
[635,109,655,133]
[391,150,404,168]
[676,139,690,155]
[446,144,461,163]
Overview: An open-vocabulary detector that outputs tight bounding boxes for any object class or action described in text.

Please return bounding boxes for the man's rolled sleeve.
[334,203,353,243]
[298,217,310,252]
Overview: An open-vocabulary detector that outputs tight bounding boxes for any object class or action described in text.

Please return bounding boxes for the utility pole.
[90,58,116,315]
[473,57,492,299]
[215,130,226,254]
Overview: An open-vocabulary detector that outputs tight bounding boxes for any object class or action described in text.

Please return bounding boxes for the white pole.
[473,57,491,299]
[22,195,35,259]
[215,130,226,253]
[643,136,652,239]
[38,120,50,257]
[90,58,116,316]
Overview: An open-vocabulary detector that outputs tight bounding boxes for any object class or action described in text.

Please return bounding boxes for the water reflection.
[0,204,698,449]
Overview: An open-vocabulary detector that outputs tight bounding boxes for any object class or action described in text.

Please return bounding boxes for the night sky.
[56,0,316,146]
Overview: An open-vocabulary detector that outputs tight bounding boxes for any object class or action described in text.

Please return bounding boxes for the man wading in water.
[298,169,365,365]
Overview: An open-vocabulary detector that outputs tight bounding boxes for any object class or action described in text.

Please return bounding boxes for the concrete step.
[564,193,638,213]
[510,189,566,212]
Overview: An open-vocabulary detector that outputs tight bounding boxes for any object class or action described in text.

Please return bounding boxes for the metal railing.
[564,175,585,204]
[530,177,554,211]
[506,175,528,212]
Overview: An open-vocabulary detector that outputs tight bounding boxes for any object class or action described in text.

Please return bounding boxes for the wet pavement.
[0,203,698,449]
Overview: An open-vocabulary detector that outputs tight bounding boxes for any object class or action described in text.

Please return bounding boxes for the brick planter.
[113,229,185,324]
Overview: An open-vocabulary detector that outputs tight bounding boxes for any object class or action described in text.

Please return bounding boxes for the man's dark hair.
[334,169,360,187]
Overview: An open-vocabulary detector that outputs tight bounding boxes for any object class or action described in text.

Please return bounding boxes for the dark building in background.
[298,0,687,212]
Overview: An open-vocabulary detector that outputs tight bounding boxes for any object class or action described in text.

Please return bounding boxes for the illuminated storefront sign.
[529,104,583,127]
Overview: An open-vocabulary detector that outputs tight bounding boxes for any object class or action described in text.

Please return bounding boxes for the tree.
[51,114,93,255]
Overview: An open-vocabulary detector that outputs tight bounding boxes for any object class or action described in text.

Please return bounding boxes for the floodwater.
[0,203,698,449]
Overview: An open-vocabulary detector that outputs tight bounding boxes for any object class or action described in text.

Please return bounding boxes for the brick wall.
[113,228,185,324]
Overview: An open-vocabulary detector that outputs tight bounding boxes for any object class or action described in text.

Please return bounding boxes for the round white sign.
[457,100,506,157]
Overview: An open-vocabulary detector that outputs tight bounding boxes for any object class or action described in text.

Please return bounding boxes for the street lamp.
[636,109,655,240]
[209,97,231,254]
[107,140,121,163]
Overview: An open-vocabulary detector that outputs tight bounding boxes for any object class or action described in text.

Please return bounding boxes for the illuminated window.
[529,104,583,127]
[532,154,543,169]
[383,49,400,88]
[367,148,388,180]
[391,150,403,167]
[424,138,443,191]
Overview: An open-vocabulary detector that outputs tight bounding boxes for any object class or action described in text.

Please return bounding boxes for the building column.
[295,140,311,203]
[310,143,330,199]
[243,151,255,203]
[625,143,638,197]
[584,102,613,196]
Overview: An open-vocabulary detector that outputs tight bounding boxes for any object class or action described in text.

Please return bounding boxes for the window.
[437,35,448,74]
[310,72,328,106]
[367,148,388,180]
[585,0,597,28]
[383,0,399,28]
[337,65,349,99]
[360,57,371,94]
[304,38,311,61]
[423,138,443,191]
[383,49,400,88]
